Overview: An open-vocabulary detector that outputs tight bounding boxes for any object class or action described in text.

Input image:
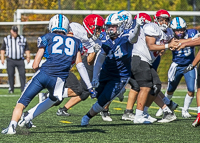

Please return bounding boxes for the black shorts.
[65,72,82,96]
[131,55,161,88]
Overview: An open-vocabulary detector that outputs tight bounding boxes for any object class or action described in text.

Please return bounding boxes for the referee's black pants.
[7,58,26,93]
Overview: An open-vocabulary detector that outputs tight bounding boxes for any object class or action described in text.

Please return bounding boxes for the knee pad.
[150,84,161,96]
[80,90,90,101]
[93,102,103,113]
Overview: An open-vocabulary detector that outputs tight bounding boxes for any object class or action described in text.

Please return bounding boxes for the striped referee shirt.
[1,35,29,60]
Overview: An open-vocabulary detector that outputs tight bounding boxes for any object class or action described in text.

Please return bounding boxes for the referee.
[0,26,30,93]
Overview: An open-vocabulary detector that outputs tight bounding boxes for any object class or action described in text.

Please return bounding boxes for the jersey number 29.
[52,36,75,56]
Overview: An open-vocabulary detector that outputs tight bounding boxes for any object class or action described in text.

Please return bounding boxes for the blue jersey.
[38,33,82,80]
[101,30,133,78]
[172,29,198,66]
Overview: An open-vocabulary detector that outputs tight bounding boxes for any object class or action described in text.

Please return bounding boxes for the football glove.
[136,14,144,26]
[93,43,101,53]
[184,64,194,73]
[92,79,99,88]
[89,88,97,99]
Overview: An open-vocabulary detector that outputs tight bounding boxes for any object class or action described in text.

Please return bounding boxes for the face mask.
[175,33,185,39]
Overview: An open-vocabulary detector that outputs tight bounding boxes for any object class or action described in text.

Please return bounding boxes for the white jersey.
[69,22,102,54]
[132,23,173,64]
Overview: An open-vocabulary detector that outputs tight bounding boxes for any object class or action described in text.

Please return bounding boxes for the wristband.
[165,44,169,49]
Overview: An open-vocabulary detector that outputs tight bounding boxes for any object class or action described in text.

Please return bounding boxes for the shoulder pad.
[187,29,198,38]
[69,22,89,42]
[143,23,162,37]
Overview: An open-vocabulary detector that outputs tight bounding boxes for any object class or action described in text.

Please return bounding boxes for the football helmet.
[154,9,171,31]
[49,14,69,34]
[83,14,104,40]
[118,10,133,29]
[134,13,152,24]
[170,17,187,39]
[105,13,125,37]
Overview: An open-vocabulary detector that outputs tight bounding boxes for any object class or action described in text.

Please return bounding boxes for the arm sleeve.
[76,62,92,89]
[128,24,140,44]
[93,49,106,80]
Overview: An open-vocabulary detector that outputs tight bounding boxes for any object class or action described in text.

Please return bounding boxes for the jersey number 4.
[52,36,75,56]
[108,45,123,59]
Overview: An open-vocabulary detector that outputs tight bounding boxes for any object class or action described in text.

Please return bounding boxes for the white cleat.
[134,115,152,124]
[158,112,176,123]
[102,115,112,121]
[122,113,135,121]
[100,111,112,121]
[144,113,157,123]
[182,110,192,118]
[1,124,16,135]
[156,108,163,117]
[81,115,90,126]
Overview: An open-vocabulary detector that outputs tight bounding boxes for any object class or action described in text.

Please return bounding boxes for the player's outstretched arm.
[177,37,200,51]
[75,51,92,89]
[32,47,44,71]
[128,15,144,44]
[92,49,106,88]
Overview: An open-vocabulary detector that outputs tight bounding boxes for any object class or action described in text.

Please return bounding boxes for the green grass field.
[0,88,200,143]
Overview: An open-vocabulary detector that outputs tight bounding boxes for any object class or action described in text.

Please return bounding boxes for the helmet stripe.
[176,17,181,29]
[59,14,63,28]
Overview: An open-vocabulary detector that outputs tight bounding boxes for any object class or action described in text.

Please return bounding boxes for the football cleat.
[156,108,163,117]
[182,110,191,118]
[134,115,152,124]
[100,110,112,121]
[158,111,176,123]
[1,124,16,135]
[122,109,135,121]
[56,108,71,116]
[18,111,35,128]
[192,115,200,127]
[81,115,90,126]
[144,113,157,123]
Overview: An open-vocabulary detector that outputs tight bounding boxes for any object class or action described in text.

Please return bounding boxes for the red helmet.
[134,13,152,24]
[83,14,104,40]
[154,9,171,31]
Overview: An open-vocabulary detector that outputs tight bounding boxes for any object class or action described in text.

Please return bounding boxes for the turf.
[0,88,200,142]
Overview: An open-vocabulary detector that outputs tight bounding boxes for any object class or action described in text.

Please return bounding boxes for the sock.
[162,97,170,105]
[124,109,133,114]
[9,120,17,129]
[135,109,143,117]
[143,106,149,114]
[165,92,173,100]
[86,112,93,119]
[62,106,68,111]
[183,94,194,111]
[197,106,200,113]
[163,106,172,113]
[25,98,56,122]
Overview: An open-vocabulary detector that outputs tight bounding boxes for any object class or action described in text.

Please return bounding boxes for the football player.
[156,17,198,118]
[175,29,200,127]
[99,10,133,122]
[1,14,93,135]
[81,12,143,126]
[131,10,179,124]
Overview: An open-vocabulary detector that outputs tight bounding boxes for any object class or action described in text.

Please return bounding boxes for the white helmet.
[170,17,187,30]
[118,10,133,29]
[49,14,69,34]
[170,17,187,39]
[105,13,125,37]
